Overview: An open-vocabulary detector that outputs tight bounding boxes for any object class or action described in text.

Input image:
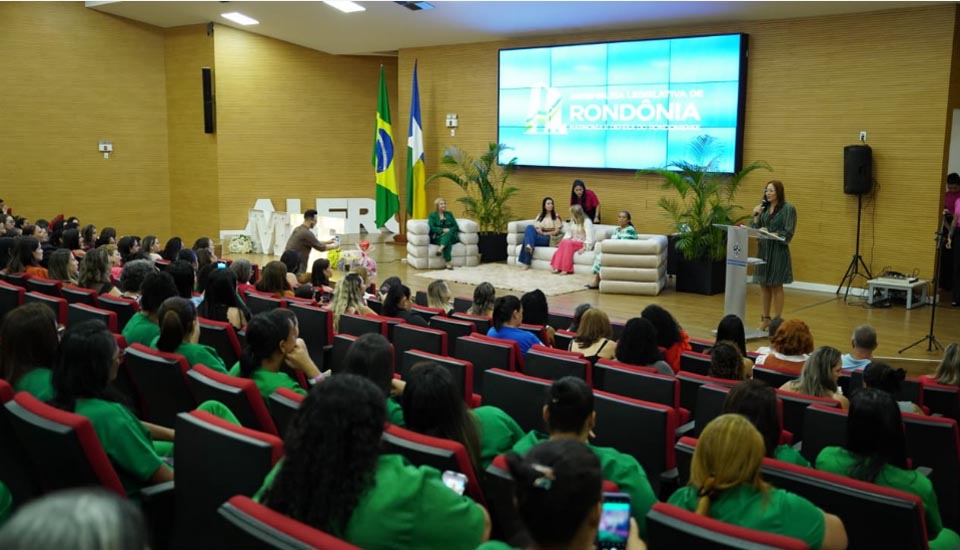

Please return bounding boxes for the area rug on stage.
[414,263,593,296]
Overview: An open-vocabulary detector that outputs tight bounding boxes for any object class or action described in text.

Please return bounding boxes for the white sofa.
[505,220,668,295]
[406,218,481,269]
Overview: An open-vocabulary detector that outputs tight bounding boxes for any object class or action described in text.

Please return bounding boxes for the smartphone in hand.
[596,492,631,550]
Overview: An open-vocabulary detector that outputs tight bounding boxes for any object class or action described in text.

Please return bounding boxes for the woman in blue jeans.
[518,197,564,270]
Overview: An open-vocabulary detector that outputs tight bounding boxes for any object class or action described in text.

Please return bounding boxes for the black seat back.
[393,324,447,376]
[481,369,550,433]
[123,345,196,427]
[595,363,677,409]
[96,295,139,329]
[693,384,732,437]
[800,404,848,465]
[338,313,386,338]
[198,319,243,369]
[429,315,475,356]
[330,333,358,373]
[523,349,589,384]
[455,337,514,395]
[902,413,960,530]
[288,303,332,369]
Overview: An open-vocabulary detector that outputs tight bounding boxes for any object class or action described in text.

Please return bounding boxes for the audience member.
[256,374,490,549]
[122,271,177,347]
[0,488,148,550]
[116,235,141,264]
[489,439,645,550]
[520,289,555,346]
[841,324,877,370]
[669,414,847,550]
[569,308,616,363]
[378,276,402,301]
[102,244,123,280]
[338,333,402,425]
[863,361,923,414]
[118,260,153,301]
[567,303,592,332]
[166,260,198,302]
[713,314,753,370]
[924,343,960,386]
[255,260,294,299]
[195,261,218,294]
[142,235,162,261]
[310,258,334,291]
[230,309,321,398]
[78,247,120,296]
[331,272,375,332]
[46,248,78,285]
[80,224,97,251]
[511,377,657,537]
[381,283,427,326]
[403,361,523,472]
[95,227,117,247]
[427,279,453,314]
[176,248,198,271]
[6,236,47,278]
[754,319,814,372]
[160,237,183,262]
[709,341,748,381]
[468,281,496,317]
[1,215,17,238]
[279,250,302,287]
[779,346,849,409]
[198,267,250,330]
[488,295,542,356]
[283,209,337,274]
[0,303,59,401]
[61,228,85,258]
[152,297,226,373]
[229,258,256,296]
[615,317,672,376]
[816,389,959,549]
[723,379,809,466]
[192,237,216,262]
[195,248,215,270]
[641,304,690,373]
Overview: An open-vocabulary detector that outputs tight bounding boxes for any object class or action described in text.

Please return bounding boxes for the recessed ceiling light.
[221,12,259,25]
[323,1,365,14]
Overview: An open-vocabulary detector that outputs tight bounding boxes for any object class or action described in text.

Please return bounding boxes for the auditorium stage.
[228,243,959,378]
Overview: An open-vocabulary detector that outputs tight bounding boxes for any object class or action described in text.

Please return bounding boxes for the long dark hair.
[61,228,82,251]
[161,237,183,262]
[156,297,197,353]
[723,380,781,458]
[846,388,909,482]
[263,374,385,535]
[615,317,664,366]
[50,321,119,412]
[310,258,331,287]
[491,295,521,330]
[545,377,594,434]
[520,289,549,327]
[340,333,393,392]
[0,303,59,385]
[641,304,682,348]
[239,309,295,378]
[381,284,411,318]
[715,314,747,357]
[569,179,587,206]
[7,236,41,273]
[506,439,602,547]
[537,197,557,222]
[401,361,482,475]
[255,261,291,295]
[198,267,250,324]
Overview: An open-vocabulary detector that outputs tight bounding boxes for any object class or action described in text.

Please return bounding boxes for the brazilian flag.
[373,65,399,228]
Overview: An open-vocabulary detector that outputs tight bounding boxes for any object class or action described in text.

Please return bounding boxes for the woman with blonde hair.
[427,279,453,314]
[780,346,849,409]
[569,309,616,363]
[923,343,960,386]
[550,205,593,275]
[78,247,120,296]
[468,282,495,317]
[669,414,847,550]
[331,272,374,332]
[428,197,460,270]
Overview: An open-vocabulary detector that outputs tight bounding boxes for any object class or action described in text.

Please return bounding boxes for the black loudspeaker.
[844,144,872,194]
[202,67,216,134]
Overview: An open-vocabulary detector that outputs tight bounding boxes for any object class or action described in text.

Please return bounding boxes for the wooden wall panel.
[164,25,219,245]
[213,26,398,231]
[398,4,958,286]
[0,2,171,237]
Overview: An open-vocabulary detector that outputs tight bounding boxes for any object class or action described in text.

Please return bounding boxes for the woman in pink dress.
[550,205,593,274]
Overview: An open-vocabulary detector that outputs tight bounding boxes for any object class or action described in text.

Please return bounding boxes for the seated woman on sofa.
[586,210,638,289]
[518,197,564,270]
[550,205,593,275]
[429,197,459,270]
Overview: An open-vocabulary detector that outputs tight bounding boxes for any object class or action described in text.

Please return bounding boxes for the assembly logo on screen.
[525,85,567,135]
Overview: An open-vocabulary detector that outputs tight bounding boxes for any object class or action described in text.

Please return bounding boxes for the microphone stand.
[899,222,946,354]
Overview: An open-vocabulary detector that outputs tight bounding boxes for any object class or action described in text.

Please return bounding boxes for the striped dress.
[593,225,638,274]
[752,202,797,285]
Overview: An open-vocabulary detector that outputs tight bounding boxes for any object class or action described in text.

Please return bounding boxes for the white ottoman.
[406,218,480,269]
[598,237,669,295]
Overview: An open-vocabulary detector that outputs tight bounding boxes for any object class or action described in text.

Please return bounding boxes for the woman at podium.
[751,180,797,331]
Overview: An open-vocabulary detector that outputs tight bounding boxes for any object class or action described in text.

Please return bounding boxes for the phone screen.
[441,470,467,495]
[596,493,631,550]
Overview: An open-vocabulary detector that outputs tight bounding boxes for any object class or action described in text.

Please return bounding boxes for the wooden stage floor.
[228,243,960,378]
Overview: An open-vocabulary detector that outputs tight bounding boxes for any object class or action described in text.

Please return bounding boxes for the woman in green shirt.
[231,309,321,399]
[428,197,460,270]
[401,361,523,472]
[0,303,59,402]
[259,374,490,550]
[723,379,810,467]
[340,333,405,426]
[121,271,178,347]
[668,414,847,550]
[815,389,960,550]
[150,296,227,373]
[510,377,657,537]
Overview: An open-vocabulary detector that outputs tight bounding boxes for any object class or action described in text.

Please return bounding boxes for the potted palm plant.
[428,142,519,262]
[642,135,771,294]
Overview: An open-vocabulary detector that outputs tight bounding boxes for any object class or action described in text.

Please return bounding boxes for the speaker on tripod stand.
[837,144,874,299]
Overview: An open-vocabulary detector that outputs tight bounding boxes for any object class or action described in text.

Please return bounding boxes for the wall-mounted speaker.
[843,144,872,194]
[202,67,216,134]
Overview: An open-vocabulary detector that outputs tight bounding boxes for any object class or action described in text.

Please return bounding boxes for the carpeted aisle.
[413,263,594,296]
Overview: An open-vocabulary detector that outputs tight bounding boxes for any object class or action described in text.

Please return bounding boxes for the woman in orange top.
[641,304,690,373]
[255,261,295,299]
[7,237,48,279]
[754,319,814,373]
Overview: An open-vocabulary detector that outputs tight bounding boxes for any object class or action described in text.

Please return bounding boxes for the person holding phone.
[750,180,797,331]
[668,414,847,550]
[511,377,657,538]
[476,439,645,550]
[284,209,339,274]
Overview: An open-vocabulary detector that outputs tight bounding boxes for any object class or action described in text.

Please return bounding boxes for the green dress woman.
[428,197,460,270]
[750,180,797,331]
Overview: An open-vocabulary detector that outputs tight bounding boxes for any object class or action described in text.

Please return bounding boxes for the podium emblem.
[733,242,742,257]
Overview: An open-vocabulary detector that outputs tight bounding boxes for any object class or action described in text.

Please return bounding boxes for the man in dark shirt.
[284,209,338,274]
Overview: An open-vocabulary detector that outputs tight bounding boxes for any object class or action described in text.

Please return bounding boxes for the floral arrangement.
[227,234,254,254]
